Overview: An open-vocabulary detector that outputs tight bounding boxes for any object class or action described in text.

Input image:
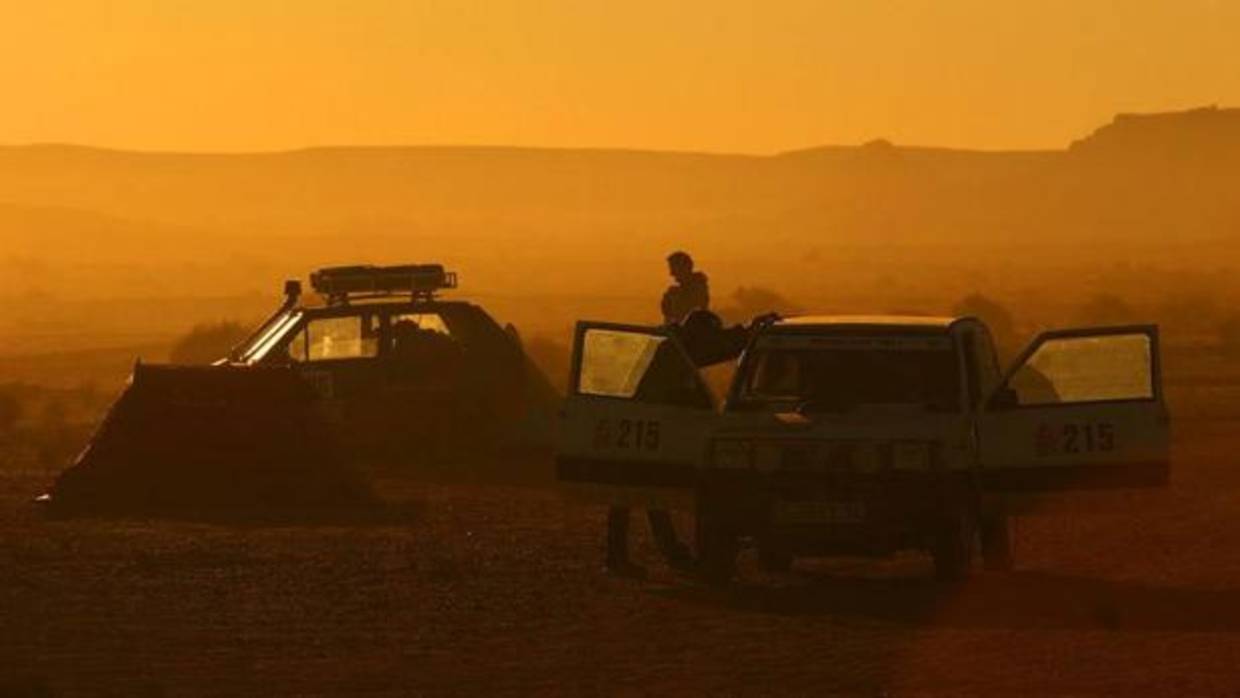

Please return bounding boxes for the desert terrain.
[1,419,1238,696]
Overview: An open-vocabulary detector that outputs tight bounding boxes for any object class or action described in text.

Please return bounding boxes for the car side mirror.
[988,386,1020,410]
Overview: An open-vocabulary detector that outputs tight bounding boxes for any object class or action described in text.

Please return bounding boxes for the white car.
[556,315,1170,581]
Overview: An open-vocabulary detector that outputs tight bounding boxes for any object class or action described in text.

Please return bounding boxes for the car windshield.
[735,333,961,412]
[237,310,303,364]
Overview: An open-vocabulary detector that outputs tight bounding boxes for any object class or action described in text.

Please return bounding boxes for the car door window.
[1008,332,1153,406]
[576,326,713,408]
[240,310,303,364]
[578,328,666,398]
[291,316,380,362]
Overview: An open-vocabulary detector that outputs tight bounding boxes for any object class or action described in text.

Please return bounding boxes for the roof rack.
[309,264,457,305]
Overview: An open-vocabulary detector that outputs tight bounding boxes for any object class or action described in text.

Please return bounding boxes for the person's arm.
[660,287,679,324]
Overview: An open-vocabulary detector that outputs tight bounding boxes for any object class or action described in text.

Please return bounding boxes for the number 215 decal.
[593,418,661,452]
[1036,422,1115,456]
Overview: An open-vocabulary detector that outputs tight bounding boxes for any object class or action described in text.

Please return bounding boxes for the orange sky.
[3,0,1238,153]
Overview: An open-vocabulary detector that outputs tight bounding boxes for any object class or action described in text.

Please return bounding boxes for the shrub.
[717,286,803,325]
[169,321,252,365]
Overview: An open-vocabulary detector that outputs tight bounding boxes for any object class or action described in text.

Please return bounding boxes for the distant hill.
[1071,105,1240,160]
[1,106,1236,250]
[0,105,1237,310]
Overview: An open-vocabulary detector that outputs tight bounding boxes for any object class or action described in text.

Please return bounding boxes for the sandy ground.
[2,421,1240,696]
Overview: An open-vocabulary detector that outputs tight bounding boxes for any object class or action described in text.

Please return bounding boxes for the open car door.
[978,325,1169,493]
[556,322,718,511]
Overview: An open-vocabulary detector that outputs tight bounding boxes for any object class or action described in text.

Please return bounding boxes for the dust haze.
[4,106,1240,694]
[5,107,1240,370]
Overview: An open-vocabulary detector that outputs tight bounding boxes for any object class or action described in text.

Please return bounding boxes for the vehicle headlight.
[711,440,754,469]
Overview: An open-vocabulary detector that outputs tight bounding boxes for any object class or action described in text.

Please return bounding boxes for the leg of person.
[606,506,645,578]
[647,509,694,570]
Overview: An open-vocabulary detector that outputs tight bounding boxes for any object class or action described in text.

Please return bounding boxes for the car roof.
[300,298,475,312]
[772,314,967,330]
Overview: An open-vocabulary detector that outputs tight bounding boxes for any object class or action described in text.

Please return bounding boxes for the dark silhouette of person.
[661,251,710,324]
[605,252,709,578]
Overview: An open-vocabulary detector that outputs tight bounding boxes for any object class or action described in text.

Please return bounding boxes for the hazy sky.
[3,1,1238,153]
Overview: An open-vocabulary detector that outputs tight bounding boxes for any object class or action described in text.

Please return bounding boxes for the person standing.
[604,251,707,577]
[661,251,710,324]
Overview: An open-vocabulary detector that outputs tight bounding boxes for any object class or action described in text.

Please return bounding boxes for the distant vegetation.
[717,286,803,325]
[0,382,107,470]
[169,322,252,365]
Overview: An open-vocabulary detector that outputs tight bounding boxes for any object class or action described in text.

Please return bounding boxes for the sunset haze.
[5,0,1239,153]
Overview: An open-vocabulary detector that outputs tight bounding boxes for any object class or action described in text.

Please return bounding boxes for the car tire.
[980,512,1013,572]
[932,508,975,582]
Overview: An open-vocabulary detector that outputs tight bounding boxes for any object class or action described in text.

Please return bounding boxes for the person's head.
[667,251,694,282]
